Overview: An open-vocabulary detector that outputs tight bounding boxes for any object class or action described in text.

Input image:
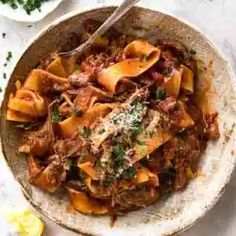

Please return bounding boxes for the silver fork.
[59,0,140,58]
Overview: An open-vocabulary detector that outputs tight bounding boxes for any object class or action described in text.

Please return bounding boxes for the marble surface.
[0,0,236,235]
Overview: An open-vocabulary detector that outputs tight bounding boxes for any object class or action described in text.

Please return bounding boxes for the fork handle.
[63,0,140,57]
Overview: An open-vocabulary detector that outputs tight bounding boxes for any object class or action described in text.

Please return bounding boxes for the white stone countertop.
[0,0,236,235]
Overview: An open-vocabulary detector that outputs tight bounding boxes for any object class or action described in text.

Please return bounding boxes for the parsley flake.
[82,126,91,138]
[121,166,136,180]
[112,143,125,169]
[156,88,167,100]
[6,51,12,62]
[51,107,60,123]
[0,0,47,15]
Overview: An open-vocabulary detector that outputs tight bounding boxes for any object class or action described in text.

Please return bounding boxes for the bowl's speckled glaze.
[1,6,236,236]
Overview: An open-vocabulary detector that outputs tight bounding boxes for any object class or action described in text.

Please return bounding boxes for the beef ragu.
[6,26,219,216]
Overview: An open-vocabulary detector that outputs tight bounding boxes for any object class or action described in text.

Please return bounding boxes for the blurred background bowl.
[0,0,64,22]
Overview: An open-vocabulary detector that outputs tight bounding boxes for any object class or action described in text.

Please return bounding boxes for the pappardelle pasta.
[7,27,219,216]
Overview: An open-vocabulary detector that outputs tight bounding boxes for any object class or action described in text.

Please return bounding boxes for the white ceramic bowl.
[0,0,63,22]
[1,6,236,236]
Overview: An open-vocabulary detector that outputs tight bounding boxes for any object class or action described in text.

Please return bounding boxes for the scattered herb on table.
[6,51,12,61]
[0,87,2,93]
[3,51,12,67]
[3,73,7,79]
[2,33,6,38]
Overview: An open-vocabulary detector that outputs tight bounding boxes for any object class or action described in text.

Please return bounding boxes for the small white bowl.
[0,0,63,22]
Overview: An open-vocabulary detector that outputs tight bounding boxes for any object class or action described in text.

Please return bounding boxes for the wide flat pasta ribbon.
[67,187,108,215]
[59,103,115,138]
[46,56,76,77]
[135,166,159,186]
[24,69,69,92]
[74,85,111,113]
[7,89,47,119]
[7,109,36,122]
[98,40,161,93]
[180,64,194,94]
[78,161,96,179]
[132,128,173,163]
[163,68,183,98]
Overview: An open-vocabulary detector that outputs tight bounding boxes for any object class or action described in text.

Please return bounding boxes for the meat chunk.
[73,85,111,113]
[69,53,110,87]
[19,120,54,158]
[162,132,201,189]
[53,135,86,157]
[113,185,159,212]
[28,155,66,192]
[147,69,164,84]
[69,71,93,87]
[158,97,177,113]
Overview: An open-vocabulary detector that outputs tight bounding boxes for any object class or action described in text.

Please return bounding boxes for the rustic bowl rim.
[1,5,236,236]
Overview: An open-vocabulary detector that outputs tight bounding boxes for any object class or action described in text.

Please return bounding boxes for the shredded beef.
[22,121,54,157]
[113,185,159,212]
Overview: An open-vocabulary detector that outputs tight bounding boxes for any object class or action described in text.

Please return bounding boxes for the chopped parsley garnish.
[189,49,196,55]
[103,173,116,187]
[131,121,143,137]
[51,107,61,123]
[3,73,7,79]
[0,0,48,15]
[121,166,136,180]
[0,87,2,93]
[156,88,167,100]
[112,143,125,169]
[23,0,43,14]
[112,100,145,130]
[82,126,91,138]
